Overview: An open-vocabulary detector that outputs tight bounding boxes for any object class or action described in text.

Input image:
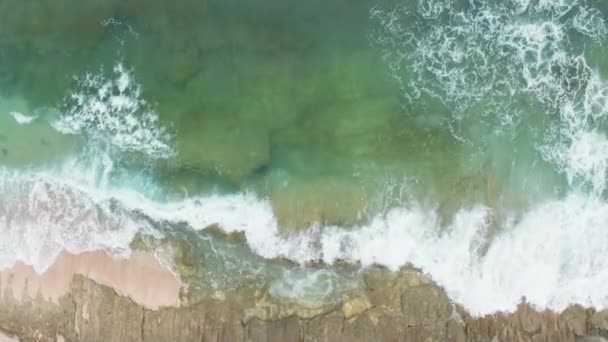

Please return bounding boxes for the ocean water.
[1,0,608,316]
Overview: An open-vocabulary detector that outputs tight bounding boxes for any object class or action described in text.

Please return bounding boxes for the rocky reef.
[1,266,607,342]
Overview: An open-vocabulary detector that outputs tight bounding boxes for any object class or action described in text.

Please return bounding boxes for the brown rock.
[400,284,453,327]
[0,267,604,342]
[446,319,467,342]
[246,316,300,342]
[579,337,608,342]
[364,266,428,311]
[341,296,373,319]
[517,303,543,334]
[591,310,608,330]
[590,309,608,338]
[560,305,587,337]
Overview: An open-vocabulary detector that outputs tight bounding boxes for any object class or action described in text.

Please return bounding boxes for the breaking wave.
[6,162,608,315]
[52,63,174,159]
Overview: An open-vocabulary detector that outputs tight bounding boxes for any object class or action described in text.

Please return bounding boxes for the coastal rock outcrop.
[1,266,607,341]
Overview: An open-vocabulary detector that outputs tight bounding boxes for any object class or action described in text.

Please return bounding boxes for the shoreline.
[0,250,182,310]
[0,250,606,341]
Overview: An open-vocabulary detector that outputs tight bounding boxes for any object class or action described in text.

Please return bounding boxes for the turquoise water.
[2,0,608,315]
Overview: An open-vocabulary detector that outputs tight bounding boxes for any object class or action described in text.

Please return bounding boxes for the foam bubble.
[269,268,358,307]
[8,111,37,125]
[371,0,608,191]
[52,63,174,158]
[572,6,607,40]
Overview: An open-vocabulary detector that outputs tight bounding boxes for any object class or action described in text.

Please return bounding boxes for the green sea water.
[0,0,567,220]
[2,0,608,315]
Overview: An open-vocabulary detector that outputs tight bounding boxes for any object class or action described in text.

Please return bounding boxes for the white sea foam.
[359,0,608,314]
[5,148,608,315]
[52,64,174,158]
[269,268,357,307]
[0,168,151,273]
[8,111,37,125]
[372,0,608,187]
[370,0,607,132]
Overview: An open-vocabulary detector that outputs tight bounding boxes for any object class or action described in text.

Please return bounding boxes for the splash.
[52,63,174,158]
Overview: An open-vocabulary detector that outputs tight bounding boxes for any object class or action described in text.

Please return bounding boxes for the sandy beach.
[0,250,182,310]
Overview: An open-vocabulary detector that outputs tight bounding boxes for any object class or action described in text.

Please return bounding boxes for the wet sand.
[0,250,182,310]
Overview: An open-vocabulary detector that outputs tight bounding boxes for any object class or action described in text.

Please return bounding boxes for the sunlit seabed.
[1,0,608,315]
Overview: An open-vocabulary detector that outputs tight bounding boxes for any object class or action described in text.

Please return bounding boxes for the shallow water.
[1,0,608,315]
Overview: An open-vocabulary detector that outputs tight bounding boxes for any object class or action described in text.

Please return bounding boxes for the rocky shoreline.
[1,253,607,342]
